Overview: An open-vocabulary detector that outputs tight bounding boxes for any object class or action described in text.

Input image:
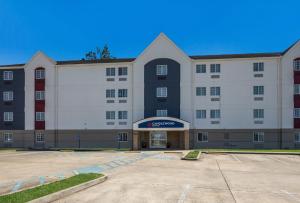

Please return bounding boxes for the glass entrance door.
[150,131,167,148]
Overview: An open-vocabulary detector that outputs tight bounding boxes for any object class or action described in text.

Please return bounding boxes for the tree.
[85,44,114,60]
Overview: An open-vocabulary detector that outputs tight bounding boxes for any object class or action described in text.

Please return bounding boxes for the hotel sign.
[138,119,184,128]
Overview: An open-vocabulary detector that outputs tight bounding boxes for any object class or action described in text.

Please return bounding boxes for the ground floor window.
[4,132,13,142]
[36,132,45,143]
[295,133,300,143]
[253,132,264,142]
[118,132,128,142]
[197,132,208,142]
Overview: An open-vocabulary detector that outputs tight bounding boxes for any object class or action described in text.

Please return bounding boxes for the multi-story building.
[1,33,300,149]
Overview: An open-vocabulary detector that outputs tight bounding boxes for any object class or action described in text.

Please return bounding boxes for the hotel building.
[0,33,300,149]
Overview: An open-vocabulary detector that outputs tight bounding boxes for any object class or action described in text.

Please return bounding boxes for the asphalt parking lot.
[1,151,300,202]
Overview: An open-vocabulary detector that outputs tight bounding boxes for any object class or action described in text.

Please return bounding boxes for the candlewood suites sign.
[138,119,184,128]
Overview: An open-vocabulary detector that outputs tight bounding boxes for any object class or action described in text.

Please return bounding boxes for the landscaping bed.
[182,150,201,160]
[0,173,103,203]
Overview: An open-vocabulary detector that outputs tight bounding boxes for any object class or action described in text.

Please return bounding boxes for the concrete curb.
[28,175,107,203]
[203,151,300,155]
[181,151,202,160]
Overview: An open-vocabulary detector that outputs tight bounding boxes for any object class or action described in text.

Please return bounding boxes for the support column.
[133,131,139,150]
[184,130,190,150]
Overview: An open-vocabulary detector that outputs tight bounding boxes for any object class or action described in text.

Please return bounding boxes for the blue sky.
[0,0,299,65]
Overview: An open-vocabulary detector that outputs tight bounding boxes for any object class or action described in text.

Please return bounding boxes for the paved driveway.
[56,153,300,203]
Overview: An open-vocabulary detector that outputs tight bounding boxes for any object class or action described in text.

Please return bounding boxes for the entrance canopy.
[133,117,190,131]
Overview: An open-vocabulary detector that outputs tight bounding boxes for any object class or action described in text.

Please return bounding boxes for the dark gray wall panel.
[144,58,180,118]
[0,69,25,130]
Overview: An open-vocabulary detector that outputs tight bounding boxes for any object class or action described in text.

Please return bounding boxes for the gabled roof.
[190,52,282,60]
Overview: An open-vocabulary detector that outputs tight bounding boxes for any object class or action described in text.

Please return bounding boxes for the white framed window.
[118,67,128,76]
[196,87,206,96]
[156,109,168,117]
[3,91,13,101]
[118,89,128,98]
[156,87,167,98]
[4,112,13,122]
[106,111,115,120]
[210,87,220,96]
[3,132,13,143]
[106,68,115,76]
[156,65,168,76]
[118,132,128,142]
[35,69,45,79]
[196,64,206,73]
[294,59,300,71]
[253,62,264,72]
[35,91,45,100]
[106,89,115,98]
[295,132,300,143]
[253,86,264,95]
[198,132,208,142]
[253,109,264,119]
[210,64,220,73]
[196,110,206,119]
[3,71,13,80]
[294,108,300,118]
[35,112,45,121]
[118,111,128,119]
[294,84,300,95]
[253,132,264,142]
[210,109,220,119]
[36,132,45,142]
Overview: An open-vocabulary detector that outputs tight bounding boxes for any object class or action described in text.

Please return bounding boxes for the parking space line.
[268,156,288,165]
[12,181,23,192]
[178,184,191,203]
[230,154,242,163]
[281,190,300,202]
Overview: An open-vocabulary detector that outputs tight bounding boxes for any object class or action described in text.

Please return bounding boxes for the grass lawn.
[184,150,200,159]
[0,173,103,203]
[201,149,300,153]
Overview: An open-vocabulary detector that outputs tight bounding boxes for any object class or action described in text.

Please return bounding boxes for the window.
[210,87,220,96]
[118,89,128,98]
[210,109,220,119]
[253,86,264,95]
[295,84,300,95]
[106,89,115,98]
[156,87,167,98]
[253,62,264,72]
[3,91,13,101]
[295,133,300,143]
[254,109,264,119]
[156,109,168,117]
[35,91,45,100]
[35,69,45,79]
[106,68,115,76]
[106,111,115,120]
[36,112,45,121]
[196,87,206,96]
[3,71,13,80]
[4,112,13,122]
[118,132,128,142]
[118,111,128,119]
[253,132,264,142]
[210,64,220,73]
[118,67,128,76]
[156,65,168,76]
[196,64,206,73]
[198,132,208,142]
[294,59,300,71]
[4,132,13,142]
[36,132,45,142]
[196,110,206,119]
[294,108,300,118]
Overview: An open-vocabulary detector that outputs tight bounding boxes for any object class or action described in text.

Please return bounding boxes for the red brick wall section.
[35,67,45,130]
